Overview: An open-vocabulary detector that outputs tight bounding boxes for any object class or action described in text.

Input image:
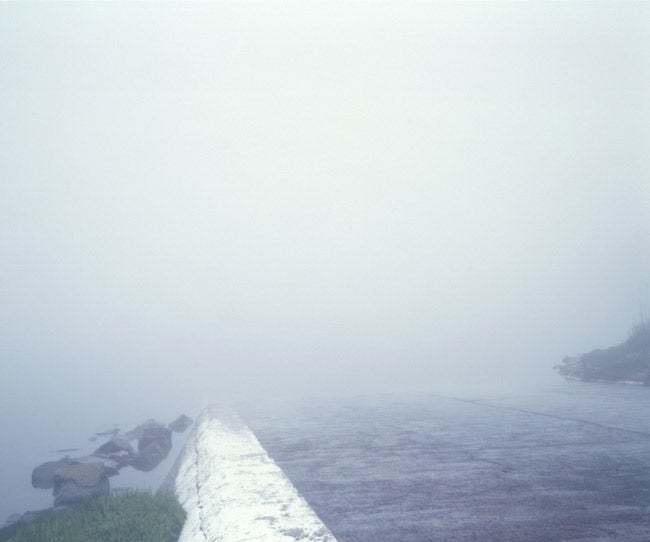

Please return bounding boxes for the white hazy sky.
[1,2,649,412]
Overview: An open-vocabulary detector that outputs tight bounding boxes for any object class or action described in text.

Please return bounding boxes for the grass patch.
[0,491,185,542]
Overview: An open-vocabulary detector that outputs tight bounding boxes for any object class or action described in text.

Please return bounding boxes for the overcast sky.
[1,2,649,415]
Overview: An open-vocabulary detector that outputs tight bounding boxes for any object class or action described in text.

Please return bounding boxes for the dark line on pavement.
[436,395,650,439]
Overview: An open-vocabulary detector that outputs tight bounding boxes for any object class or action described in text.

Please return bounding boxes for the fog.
[2,2,649,422]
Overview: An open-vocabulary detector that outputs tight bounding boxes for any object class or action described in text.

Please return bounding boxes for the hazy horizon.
[2,2,649,419]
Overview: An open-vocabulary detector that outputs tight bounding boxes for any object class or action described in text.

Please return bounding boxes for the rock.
[125,419,159,441]
[32,455,120,490]
[168,414,193,433]
[130,425,172,472]
[32,458,75,489]
[30,413,182,509]
[57,462,104,487]
[70,455,120,477]
[92,436,135,467]
[89,427,120,442]
[53,462,109,507]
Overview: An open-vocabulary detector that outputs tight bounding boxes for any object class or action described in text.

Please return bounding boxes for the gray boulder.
[125,419,159,441]
[32,455,120,491]
[69,455,120,477]
[32,458,74,489]
[89,427,119,442]
[168,414,193,433]
[92,436,135,468]
[130,425,172,472]
[53,462,109,507]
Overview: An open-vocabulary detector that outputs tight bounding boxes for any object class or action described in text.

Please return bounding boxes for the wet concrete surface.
[241,383,650,541]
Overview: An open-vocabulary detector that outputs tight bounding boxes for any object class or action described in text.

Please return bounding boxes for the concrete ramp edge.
[167,405,337,542]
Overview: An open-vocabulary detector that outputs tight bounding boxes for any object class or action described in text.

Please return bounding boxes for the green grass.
[0,491,185,542]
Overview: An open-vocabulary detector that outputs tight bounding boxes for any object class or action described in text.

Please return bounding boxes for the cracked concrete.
[240,384,650,541]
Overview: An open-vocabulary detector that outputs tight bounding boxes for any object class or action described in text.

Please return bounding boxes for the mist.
[2,2,649,423]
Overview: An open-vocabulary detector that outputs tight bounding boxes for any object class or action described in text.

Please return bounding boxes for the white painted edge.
[168,405,337,542]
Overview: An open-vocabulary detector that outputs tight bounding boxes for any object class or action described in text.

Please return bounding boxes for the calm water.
[240,382,650,541]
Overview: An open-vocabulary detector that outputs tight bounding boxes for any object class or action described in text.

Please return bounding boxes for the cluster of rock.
[30,414,193,509]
